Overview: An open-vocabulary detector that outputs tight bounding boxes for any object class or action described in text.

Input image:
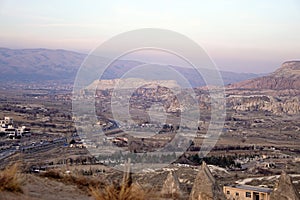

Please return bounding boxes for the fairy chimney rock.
[161,170,181,198]
[270,171,300,200]
[189,162,225,200]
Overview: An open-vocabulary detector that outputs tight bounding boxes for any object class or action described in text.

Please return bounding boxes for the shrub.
[41,169,102,192]
[90,167,155,200]
[90,182,149,200]
[42,169,62,179]
[0,163,23,193]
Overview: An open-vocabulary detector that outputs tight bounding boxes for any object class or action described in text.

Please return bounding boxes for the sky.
[0,0,299,73]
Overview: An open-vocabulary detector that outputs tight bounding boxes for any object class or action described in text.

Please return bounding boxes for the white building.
[0,117,30,138]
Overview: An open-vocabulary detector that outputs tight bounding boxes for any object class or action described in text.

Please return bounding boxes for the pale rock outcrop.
[189,162,225,200]
[161,171,181,199]
[270,171,300,200]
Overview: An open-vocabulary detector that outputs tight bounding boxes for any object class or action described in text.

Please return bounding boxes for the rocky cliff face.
[87,78,180,90]
[226,61,300,115]
[88,61,300,116]
[227,95,300,115]
[227,61,300,90]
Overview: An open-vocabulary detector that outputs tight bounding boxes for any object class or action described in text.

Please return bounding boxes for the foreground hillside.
[0,174,91,200]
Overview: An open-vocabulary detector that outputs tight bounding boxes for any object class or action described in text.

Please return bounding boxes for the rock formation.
[87,78,180,90]
[189,162,225,200]
[161,170,181,199]
[270,171,300,200]
[227,95,300,115]
[227,61,300,90]
[225,61,300,115]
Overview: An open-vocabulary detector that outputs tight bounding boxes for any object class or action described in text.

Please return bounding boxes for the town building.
[0,116,13,125]
[223,185,272,200]
[0,117,30,138]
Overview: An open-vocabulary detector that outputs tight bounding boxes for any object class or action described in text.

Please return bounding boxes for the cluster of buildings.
[161,162,300,200]
[0,117,30,139]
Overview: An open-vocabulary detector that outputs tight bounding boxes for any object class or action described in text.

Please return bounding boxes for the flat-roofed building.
[223,185,272,200]
[4,117,13,125]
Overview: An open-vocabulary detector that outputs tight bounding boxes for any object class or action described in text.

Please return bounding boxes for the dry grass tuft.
[41,169,103,192]
[90,163,156,200]
[0,163,23,193]
[90,182,151,200]
[63,174,103,191]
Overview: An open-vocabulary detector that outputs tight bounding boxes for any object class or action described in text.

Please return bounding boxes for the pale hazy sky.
[0,0,299,73]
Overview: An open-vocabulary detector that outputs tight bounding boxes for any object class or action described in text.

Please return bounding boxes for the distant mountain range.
[0,48,85,82]
[0,47,261,87]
